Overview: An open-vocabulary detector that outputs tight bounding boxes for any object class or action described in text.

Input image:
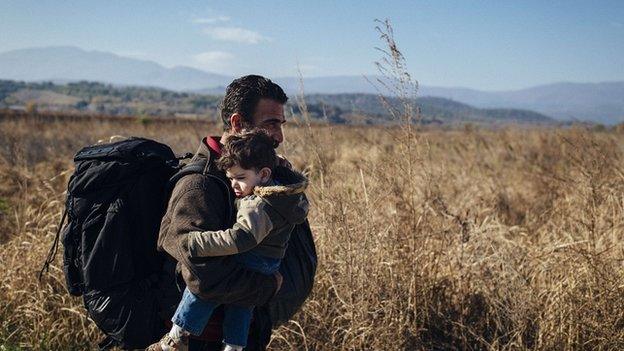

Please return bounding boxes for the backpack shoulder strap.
[168,160,207,188]
[166,158,234,223]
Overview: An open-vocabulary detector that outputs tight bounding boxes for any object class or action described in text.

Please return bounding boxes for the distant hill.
[300,94,554,125]
[421,82,624,125]
[0,80,554,125]
[0,46,620,123]
[0,80,222,118]
[0,46,231,91]
[276,80,624,124]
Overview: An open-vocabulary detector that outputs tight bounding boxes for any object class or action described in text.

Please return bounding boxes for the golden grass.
[1,113,624,350]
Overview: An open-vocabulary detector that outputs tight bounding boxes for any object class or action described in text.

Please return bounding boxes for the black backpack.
[40,137,194,350]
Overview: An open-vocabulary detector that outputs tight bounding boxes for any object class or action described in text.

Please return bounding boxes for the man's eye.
[264,121,280,127]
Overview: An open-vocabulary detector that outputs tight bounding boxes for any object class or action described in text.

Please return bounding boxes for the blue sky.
[1,0,622,90]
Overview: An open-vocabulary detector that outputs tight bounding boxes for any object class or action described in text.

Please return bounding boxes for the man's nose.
[272,128,284,145]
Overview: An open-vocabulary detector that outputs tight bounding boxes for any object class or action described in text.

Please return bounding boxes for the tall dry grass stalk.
[2,110,624,350]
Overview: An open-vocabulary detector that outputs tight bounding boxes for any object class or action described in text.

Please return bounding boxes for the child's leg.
[171,287,220,336]
[221,304,254,349]
[235,251,281,275]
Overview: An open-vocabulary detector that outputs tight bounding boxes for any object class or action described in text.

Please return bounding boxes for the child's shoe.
[145,333,189,351]
[222,344,243,351]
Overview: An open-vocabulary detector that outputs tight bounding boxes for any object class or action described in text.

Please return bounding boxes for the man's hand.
[273,271,283,296]
[277,154,292,169]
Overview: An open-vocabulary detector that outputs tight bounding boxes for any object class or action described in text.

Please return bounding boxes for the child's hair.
[217,130,277,172]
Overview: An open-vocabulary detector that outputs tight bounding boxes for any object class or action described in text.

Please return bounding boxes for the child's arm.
[187,197,274,257]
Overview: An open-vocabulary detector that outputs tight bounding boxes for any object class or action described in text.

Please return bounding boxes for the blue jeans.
[172,252,281,346]
[234,250,281,274]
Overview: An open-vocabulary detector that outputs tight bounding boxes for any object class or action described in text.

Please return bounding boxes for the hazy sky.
[1,0,622,90]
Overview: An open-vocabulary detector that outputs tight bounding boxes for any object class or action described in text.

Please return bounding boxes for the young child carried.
[149,130,309,351]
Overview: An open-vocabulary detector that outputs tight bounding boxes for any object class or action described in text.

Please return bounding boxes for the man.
[157,75,317,350]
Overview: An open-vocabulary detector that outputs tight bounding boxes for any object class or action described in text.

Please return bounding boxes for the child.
[149,130,309,351]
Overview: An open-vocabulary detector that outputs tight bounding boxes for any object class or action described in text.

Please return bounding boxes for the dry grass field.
[1,111,624,350]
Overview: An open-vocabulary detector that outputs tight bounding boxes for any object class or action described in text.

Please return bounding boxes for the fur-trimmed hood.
[253,166,309,225]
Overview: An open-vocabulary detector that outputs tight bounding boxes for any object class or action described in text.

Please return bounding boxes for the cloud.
[192,51,235,71]
[611,21,623,28]
[202,26,271,44]
[114,50,149,59]
[192,16,230,24]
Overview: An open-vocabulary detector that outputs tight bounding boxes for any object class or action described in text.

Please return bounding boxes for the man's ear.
[229,113,243,133]
[259,167,272,183]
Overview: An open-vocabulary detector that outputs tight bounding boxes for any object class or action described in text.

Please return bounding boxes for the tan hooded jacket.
[187,167,309,260]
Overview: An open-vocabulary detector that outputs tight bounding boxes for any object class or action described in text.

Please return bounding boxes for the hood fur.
[254,167,308,197]
[253,166,309,225]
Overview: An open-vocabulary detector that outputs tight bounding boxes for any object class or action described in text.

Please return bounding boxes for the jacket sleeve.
[187,199,274,257]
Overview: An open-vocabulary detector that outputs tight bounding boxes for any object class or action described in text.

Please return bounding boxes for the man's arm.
[187,200,274,257]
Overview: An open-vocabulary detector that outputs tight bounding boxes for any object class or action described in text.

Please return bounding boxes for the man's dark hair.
[217,130,277,172]
[220,75,288,131]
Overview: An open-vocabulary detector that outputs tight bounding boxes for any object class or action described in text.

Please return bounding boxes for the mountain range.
[1,46,622,124]
[0,46,229,91]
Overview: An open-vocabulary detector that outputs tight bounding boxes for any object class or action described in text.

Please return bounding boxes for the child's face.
[225,164,271,198]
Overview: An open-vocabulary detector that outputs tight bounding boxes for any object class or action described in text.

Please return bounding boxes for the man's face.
[250,98,286,147]
[225,164,269,198]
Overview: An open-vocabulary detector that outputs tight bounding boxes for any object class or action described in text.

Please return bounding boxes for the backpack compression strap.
[39,209,68,281]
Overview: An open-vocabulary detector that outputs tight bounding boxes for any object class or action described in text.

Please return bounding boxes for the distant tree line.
[0,80,554,125]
